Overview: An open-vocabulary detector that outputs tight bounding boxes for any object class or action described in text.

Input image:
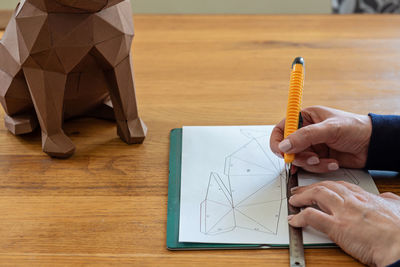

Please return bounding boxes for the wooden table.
[0,14,400,266]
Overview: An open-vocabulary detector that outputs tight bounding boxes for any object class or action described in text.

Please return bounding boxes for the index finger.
[289,184,344,214]
[270,119,285,155]
[292,181,356,201]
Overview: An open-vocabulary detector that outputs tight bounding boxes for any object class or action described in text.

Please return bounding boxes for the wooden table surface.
[1,14,400,266]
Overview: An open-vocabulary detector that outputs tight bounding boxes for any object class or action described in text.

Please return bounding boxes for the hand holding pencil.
[270,105,372,173]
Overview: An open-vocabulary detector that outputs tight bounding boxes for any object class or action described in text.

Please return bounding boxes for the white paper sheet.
[179,126,379,245]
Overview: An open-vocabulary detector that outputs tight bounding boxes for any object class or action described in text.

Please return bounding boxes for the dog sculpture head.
[27,0,125,13]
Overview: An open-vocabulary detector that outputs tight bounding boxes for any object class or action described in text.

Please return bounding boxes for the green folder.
[167,128,281,250]
[167,128,337,250]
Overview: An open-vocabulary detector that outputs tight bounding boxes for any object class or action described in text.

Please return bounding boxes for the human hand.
[270,106,372,173]
[289,181,400,267]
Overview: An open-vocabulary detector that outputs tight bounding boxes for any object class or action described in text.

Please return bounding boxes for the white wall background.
[0,0,332,14]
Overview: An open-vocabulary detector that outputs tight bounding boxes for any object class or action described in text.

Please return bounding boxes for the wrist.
[373,235,400,267]
[355,114,372,167]
[359,114,372,148]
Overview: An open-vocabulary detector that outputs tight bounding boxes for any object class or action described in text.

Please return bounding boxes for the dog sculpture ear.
[55,0,108,12]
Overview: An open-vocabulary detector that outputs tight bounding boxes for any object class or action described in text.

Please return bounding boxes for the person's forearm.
[366,114,400,171]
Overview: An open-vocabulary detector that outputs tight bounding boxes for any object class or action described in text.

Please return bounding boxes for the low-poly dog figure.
[0,0,147,158]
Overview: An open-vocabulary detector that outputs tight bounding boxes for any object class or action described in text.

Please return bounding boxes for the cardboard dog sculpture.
[0,0,147,158]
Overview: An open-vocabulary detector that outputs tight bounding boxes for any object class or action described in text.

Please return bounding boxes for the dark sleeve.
[387,259,400,267]
[365,113,400,171]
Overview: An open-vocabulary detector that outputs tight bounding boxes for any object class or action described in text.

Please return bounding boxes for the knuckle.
[304,105,322,111]
[312,185,333,199]
[305,105,325,119]
[354,193,368,203]
[301,106,314,114]
[337,180,361,191]
[380,192,399,199]
[272,124,280,133]
[302,207,315,218]
[311,105,324,110]
[319,181,335,187]
[312,185,326,194]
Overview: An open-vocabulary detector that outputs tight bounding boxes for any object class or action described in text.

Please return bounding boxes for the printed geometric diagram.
[200,130,285,236]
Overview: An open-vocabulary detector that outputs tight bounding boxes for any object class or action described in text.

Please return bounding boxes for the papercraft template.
[200,130,286,236]
[0,0,146,158]
[180,126,379,244]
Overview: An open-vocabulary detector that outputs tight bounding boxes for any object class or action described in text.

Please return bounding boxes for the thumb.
[278,120,339,154]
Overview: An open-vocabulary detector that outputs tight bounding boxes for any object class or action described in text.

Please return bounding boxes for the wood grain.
[0,14,400,266]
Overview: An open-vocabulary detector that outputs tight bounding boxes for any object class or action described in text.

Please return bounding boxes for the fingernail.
[328,162,339,171]
[287,215,294,221]
[290,186,298,193]
[307,156,320,165]
[275,152,283,159]
[278,139,292,153]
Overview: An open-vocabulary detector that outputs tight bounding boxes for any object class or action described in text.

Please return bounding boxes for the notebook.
[167,126,379,250]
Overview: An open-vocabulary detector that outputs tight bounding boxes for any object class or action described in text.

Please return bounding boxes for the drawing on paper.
[200,130,286,235]
[198,129,361,236]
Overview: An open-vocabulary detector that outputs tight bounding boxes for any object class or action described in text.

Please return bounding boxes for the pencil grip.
[284,63,304,164]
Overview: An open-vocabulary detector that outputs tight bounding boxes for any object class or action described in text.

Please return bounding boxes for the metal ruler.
[287,172,305,267]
